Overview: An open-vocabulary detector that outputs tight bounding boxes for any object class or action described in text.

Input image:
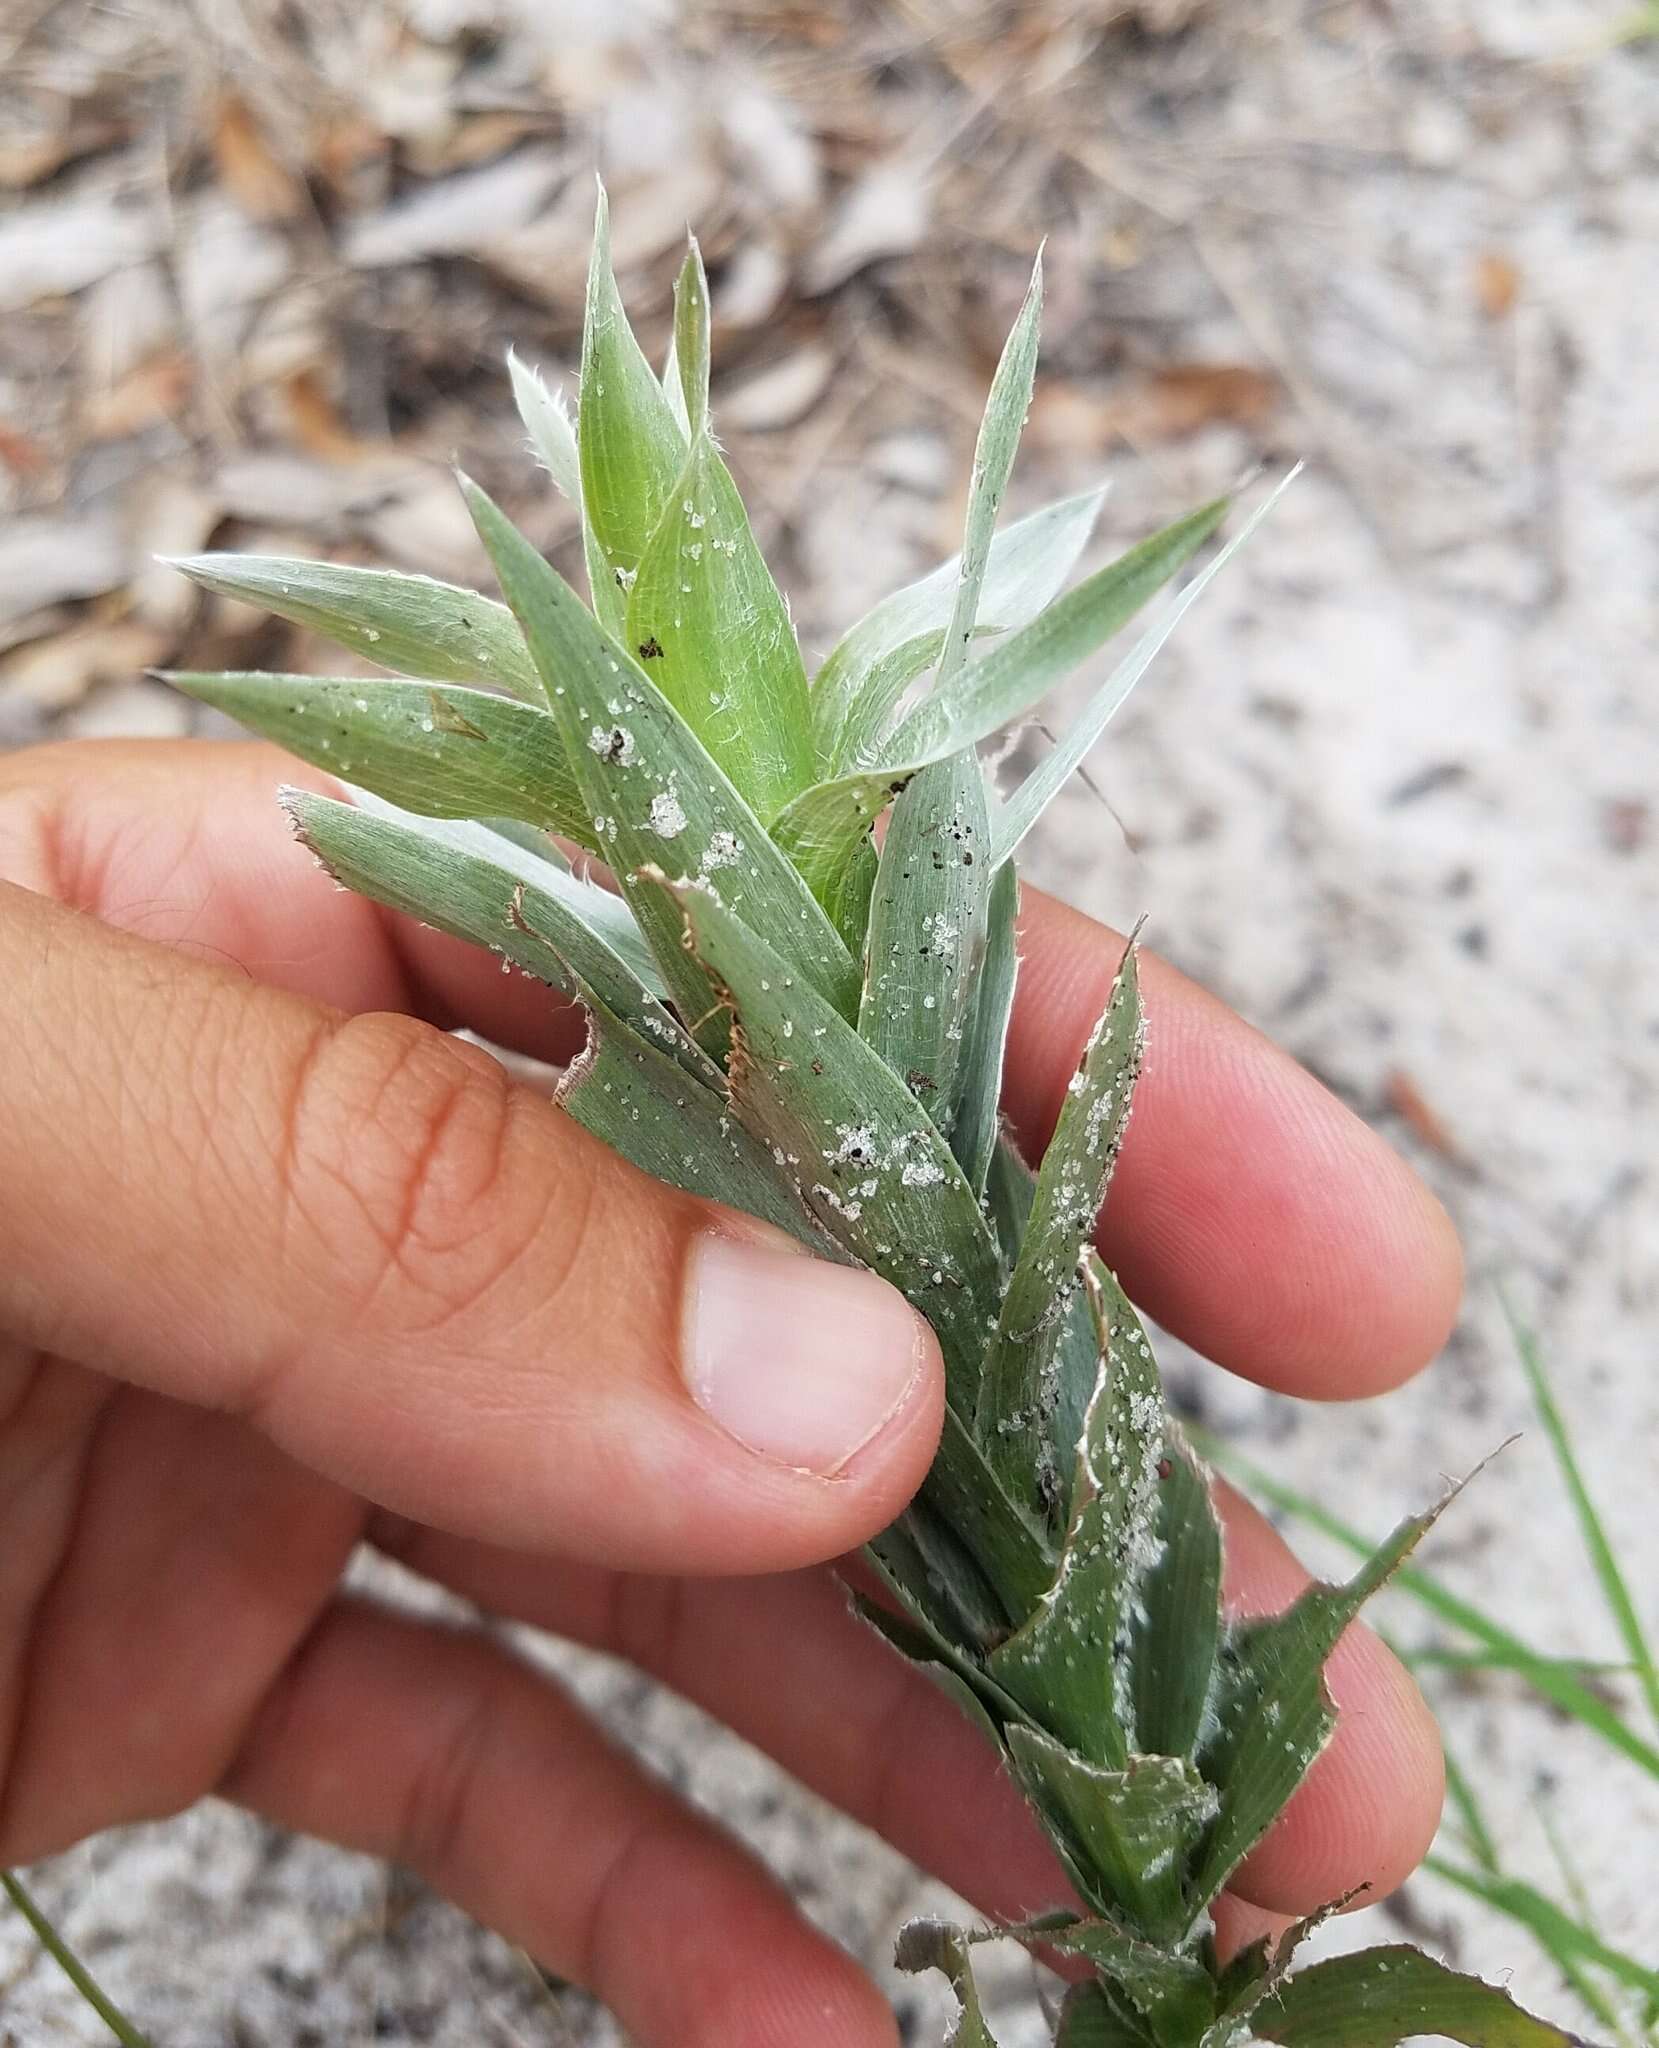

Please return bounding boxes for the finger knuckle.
[278,1012,546,1341]
[395,1645,503,1881]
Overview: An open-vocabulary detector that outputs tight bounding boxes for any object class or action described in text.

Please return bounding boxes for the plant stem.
[2,1869,158,2048]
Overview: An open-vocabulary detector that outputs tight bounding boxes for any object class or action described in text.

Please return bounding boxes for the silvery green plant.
[161,194,1588,2048]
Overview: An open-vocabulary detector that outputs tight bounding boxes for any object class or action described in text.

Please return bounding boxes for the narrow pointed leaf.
[1505,1289,1659,1739]
[672,238,711,439]
[949,858,1019,1195]
[281,789,705,1078]
[866,1504,1020,1663]
[166,671,594,848]
[977,938,1144,1486]
[1427,1860,1659,2006]
[833,627,947,769]
[557,983,832,1246]
[890,500,1228,766]
[811,485,1108,771]
[932,249,1043,701]
[463,477,859,1049]
[662,876,1000,1392]
[858,749,991,1132]
[579,184,686,636]
[1202,1437,1659,1783]
[1005,1918,1216,2048]
[285,784,656,996]
[625,431,816,819]
[1005,1725,1216,1942]
[1057,1983,1159,2048]
[655,876,1053,1614]
[893,1922,1005,2048]
[1192,1484,1461,1905]
[167,555,537,699]
[1248,1948,1593,2048]
[1131,1431,1223,1761]
[985,1135,1037,1277]
[780,506,1226,922]
[988,1265,1164,1763]
[507,349,581,502]
[991,471,1296,864]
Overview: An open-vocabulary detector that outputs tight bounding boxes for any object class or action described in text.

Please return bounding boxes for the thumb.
[0,882,943,1572]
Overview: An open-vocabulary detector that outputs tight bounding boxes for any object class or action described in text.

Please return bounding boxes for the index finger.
[1,739,1460,1399]
[1007,890,1462,1397]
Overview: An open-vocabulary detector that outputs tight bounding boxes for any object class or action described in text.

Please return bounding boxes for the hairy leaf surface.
[167,555,536,698]
[168,671,593,848]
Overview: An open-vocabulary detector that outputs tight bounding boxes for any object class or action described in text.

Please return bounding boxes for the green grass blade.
[949,858,1019,1196]
[507,348,581,502]
[932,248,1043,703]
[1202,1437,1659,1784]
[578,182,687,638]
[1131,1431,1223,1761]
[1504,1289,1659,1740]
[891,499,1228,767]
[2,1871,157,2048]
[858,749,991,1136]
[655,875,1053,1617]
[625,431,816,820]
[557,980,829,1245]
[1428,1860,1659,2008]
[811,486,1108,773]
[672,237,711,440]
[1439,1743,1501,1872]
[1005,1727,1216,1942]
[987,1264,1164,1769]
[165,671,595,850]
[990,470,1295,866]
[462,476,859,1048]
[1435,1748,1635,2044]
[1248,1946,1593,2047]
[282,789,710,1084]
[1004,1916,1218,2045]
[777,500,1228,923]
[976,936,1143,1490]
[165,555,537,699]
[659,874,1002,1407]
[1191,1481,1459,1907]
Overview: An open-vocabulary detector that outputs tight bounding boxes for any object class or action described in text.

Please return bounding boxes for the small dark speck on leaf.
[638,636,664,659]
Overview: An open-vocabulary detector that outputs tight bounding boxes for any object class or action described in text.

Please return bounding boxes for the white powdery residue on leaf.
[831,1122,878,1165]
[648,791,688,839]
[900,1158,946,1188]
[588,723,636,764]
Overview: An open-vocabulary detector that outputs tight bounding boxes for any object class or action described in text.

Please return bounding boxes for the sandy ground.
[1,2,1655,2042]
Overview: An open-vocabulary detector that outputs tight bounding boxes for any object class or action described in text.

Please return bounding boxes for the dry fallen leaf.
[1127,363,1278,440]
[1385,1067,1468,1168]
[79,352,194,441]
[0,515,129,629]
[0,118,128,191]
[722,345,834,431]
[0,617,171,713]
[282,368,381,463]
[212,91,306,221]
[1475,251,1520,320]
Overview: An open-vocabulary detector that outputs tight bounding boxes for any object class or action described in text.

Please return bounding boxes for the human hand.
[0,740,1460,2047]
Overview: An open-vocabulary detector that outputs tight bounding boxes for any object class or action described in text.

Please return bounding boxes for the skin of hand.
[0,741,1461,2048]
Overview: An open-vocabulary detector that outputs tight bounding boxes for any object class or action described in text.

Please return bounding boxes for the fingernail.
[682,1231,927,1475]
